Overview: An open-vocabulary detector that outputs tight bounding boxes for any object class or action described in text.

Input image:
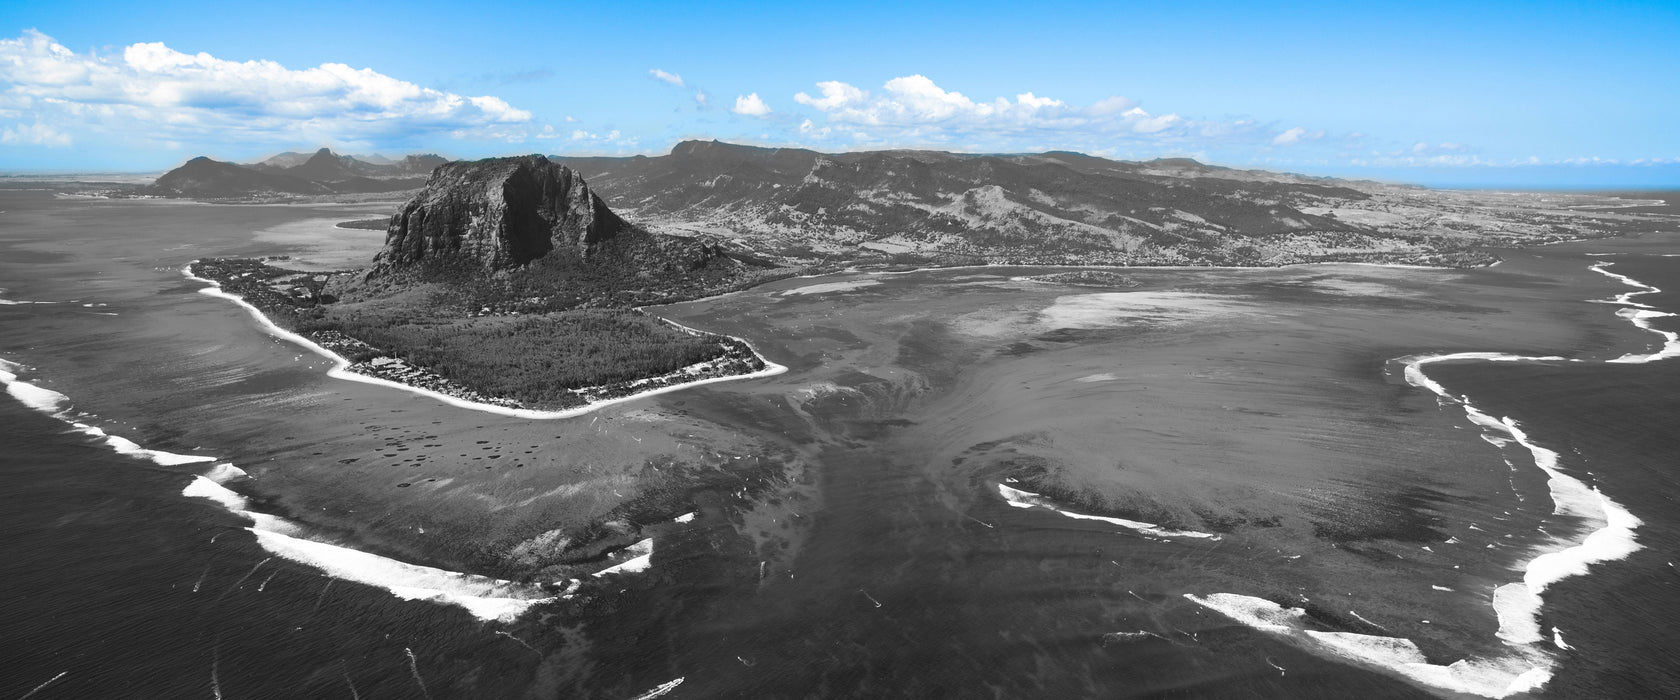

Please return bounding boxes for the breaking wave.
[1186,259,1665,697]
[1,356,554,623]
[996,482,1220,540]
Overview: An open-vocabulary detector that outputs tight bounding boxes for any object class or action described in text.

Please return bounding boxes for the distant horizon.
[4,139,1678,193]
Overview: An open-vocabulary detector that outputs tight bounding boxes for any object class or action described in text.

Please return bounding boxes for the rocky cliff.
[363,155,760,307]
[375,155,632,272]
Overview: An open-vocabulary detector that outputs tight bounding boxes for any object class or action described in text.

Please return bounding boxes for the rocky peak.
[374,155,630,274]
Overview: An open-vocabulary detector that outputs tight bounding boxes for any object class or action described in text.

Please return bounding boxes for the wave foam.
[179,473,553,621]
[593,538,655,577]
[1187,593,1551,698]
[250,529,547,622]
[1209,258,1665,695]
[1592,261,1680,362]
[998,483,1219,540]
[205,462,249,483]
[5,355,563,623]
[0,359,70,413]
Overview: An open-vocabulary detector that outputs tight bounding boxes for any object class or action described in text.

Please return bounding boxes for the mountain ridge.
[149,140,1642,268]
[142,148,444,199]
[551,140,1410,266]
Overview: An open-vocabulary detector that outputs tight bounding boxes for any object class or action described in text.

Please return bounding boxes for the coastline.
[1183,258,1665,698]
[0,356,556,623]
[181,264,788,421]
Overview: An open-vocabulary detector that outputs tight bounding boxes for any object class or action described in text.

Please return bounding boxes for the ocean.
[2,189,1678,698]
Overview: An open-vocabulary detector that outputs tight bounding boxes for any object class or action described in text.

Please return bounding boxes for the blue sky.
[1,0,1677,188]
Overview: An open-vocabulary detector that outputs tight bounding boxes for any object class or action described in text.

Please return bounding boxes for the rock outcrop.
[375,155,633,272]
[367,155,749,301]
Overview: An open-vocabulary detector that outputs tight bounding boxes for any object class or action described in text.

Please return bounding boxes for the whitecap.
[593,538,655,577]
[1186,593,1552,698]
[181,472,552,621]
[998,483,1219,540]
[250,528,547,622]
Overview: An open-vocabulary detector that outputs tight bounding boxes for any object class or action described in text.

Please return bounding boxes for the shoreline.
[1185,257,1663,698]
[0,357,555,623]
[181,265,788,420]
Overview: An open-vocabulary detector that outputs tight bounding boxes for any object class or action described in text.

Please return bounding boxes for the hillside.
[145,156,334,198]
[555,141,1645,267]
[142,148,438,199]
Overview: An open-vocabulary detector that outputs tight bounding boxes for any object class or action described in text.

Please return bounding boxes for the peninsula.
[188,155,787,413]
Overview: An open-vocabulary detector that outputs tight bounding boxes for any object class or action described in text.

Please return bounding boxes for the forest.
[190,257,765,410]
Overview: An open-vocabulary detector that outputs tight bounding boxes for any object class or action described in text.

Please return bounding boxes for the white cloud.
[798,118,832,138]
[649,68,684,87]
[694,89,709,108]
[1,121,71,146]
[0,29,535,149]
[566,128,632,145]
[794,80,867,111]
[789,75,1199,144]
[1272,127,1325,145]
[732,92,772,117]
[1087,96,1140,116]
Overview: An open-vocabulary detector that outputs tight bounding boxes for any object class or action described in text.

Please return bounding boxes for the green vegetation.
[328,310,756,407]
[336,218,389,230]
[1031,270,1141,288]
[191,257,766,411]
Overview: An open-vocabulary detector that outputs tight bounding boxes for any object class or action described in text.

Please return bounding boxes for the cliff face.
[376,155,631,273]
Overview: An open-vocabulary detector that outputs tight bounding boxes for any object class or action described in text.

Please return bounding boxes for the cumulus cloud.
[787,74,1209,146]
[732,92,772,117]
[694,89,709,108]
[793,81,867,111]
[0,29,535,149]
[648,68,684,87]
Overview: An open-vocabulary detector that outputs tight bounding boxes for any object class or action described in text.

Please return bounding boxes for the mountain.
[362,155,758,308]
[143,149,442,199]
[145,156,333,198]
[254,151,317,169]
[397,154,450,175]
[552,140,1479,266]
[284,147,367,181]
[376,154,633,272]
